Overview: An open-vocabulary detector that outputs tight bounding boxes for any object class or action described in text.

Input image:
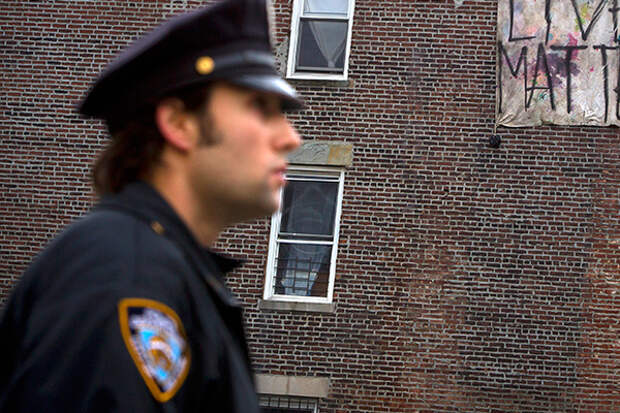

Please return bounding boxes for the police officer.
[0,0,302,411]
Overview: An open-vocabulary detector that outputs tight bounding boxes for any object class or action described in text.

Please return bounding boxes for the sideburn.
[197,110,223,146]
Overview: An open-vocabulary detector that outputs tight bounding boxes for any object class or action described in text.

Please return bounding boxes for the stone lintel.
[255,374,330,398]
[288,141,353,167]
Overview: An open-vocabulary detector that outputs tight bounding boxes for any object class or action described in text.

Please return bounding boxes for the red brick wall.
[0,0,198,290]
[1,1,618,412]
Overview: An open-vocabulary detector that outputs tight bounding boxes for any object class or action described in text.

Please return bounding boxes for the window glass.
[303,0,348,15]
[279,180,338,237]
[275,243,331,297]
[297,20,347,71]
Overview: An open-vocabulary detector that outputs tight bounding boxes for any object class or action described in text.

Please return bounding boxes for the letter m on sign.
[497,42,527,114]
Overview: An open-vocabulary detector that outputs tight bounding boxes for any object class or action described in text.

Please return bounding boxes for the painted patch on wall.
[497,0,620,126]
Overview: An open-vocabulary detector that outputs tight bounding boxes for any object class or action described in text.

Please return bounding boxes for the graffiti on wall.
[497,0,620,126]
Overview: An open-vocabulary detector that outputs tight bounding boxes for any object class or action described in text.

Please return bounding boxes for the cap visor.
[229,75,304,111]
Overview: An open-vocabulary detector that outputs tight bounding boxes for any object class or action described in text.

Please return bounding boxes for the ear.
[154,98,198,152]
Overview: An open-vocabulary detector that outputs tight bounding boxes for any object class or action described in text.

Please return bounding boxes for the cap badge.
[195,56,215,75]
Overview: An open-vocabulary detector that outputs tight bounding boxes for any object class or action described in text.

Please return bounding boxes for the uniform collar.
[97,181,244,276]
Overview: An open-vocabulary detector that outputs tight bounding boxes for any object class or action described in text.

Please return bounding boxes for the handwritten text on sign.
[497,0,620,126]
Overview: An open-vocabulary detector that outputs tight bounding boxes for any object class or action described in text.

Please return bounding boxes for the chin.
[243,195,279,220]
[263,194,281,216]
[262,200,280,216]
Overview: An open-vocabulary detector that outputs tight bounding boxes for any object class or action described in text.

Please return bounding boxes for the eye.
[249,94,281,119]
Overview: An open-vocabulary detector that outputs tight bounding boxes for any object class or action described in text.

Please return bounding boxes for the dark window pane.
[280,179,338,237]
[274,243,331,297]
[297,19,347,72]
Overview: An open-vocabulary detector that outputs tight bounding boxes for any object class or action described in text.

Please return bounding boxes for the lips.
[272,164,288,186]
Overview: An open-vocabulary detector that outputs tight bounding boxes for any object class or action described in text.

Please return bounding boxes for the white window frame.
[286,0,356,81]
[263,166,345,304]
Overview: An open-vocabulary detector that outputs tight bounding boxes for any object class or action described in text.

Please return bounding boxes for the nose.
[273,116,302,153]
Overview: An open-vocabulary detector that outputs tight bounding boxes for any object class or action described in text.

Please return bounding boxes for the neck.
[146,167,224,248]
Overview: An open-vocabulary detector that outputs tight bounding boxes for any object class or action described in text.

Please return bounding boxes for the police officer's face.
[187,82,301,222]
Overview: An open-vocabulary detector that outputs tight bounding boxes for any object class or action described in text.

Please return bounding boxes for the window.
[286,0,355,80]
[264,167,344,304]
[259,395,318,413]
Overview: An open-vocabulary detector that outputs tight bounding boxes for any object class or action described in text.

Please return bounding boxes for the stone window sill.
[258,299,335,314]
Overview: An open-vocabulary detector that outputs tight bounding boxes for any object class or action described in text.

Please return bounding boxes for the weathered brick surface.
[1,1,618,412]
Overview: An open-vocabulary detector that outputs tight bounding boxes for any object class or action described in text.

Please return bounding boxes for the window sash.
[294,65,344,73]
[287,175,340,182]
[264,167,344,303]
[301,12,349,20]
[279,233,333,242]
[278,237,333,245]
[286,0,355,80]
[302,0,349,18]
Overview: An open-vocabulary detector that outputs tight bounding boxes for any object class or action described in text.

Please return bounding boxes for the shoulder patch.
[118,298,191,402]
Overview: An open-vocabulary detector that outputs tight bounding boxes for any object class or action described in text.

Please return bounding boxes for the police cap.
[78,0,303,128]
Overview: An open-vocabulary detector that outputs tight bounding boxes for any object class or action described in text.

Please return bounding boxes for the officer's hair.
[92,85,213,195]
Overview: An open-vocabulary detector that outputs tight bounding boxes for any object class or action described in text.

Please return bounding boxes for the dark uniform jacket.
[0,181,260,412]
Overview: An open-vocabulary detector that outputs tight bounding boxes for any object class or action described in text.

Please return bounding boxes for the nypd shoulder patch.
[118,298,191,402]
